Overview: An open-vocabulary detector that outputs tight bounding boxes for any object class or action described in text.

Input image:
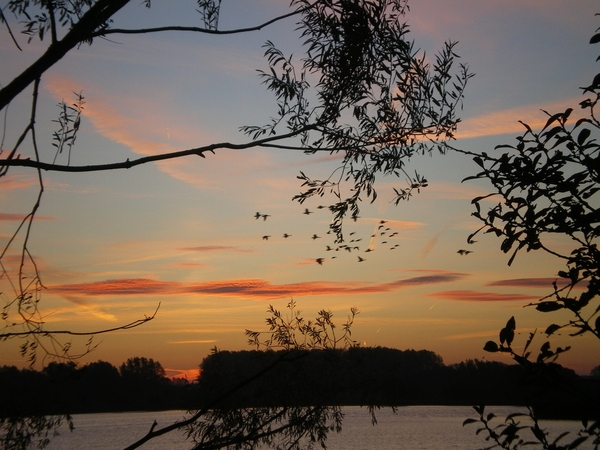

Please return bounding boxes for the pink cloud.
[43,75,284,192]
[49,272,466,299]
[430,290,538,302]
[0,174,38,191]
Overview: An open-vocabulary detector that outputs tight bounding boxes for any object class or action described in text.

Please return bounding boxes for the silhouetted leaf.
[536,301,563,312]
[566,435,588,449]
[463,418,478,426]
[577,128,591,146]
[483,341,499,352]
[587,420,600,433]
[542,112,563,131]
[543,125,562,141]
[505,316,516,331]
[552,431,571,445]
[544,324,561,336]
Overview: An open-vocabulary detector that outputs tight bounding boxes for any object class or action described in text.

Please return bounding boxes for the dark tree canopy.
[461,16,600,450]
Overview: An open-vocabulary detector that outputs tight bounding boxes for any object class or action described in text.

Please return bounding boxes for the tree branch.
[0,303,160,339]
[94,8,304,37]
[0,126,318,172]
[0,0,131,111]
[0,7,23,51]
[122,351,309,450]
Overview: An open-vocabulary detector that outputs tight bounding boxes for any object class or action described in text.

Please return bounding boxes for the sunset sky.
[1,0,599,378]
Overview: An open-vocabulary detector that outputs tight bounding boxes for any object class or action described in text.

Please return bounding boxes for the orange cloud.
[443,330,503,341]
[52,278,177,296]
[49,272,467,299]
[181,246,253,253]
[291,258,325,266]
[430,290,538,302]
[0,213,56,221]
[165,367,200,380]
[362,218,425,231]
[165,262,210,269]
[457,98,587,140]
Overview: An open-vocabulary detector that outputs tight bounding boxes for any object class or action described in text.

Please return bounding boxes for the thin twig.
[0,303,160,339]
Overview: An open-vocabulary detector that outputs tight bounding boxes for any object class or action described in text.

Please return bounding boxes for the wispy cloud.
[363,218,425,229]
[430,290,538,302]
[487,278,582,289]
[420,225,449,259]
[44,74,287,192]
[44,75,230,189]
[181,246,254,253]
[49,272,467,299]
[62,295,118,321]
[0,174,39,192]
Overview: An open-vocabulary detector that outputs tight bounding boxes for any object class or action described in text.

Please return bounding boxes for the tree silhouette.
[120,302,363,450]
[461,17,600,449]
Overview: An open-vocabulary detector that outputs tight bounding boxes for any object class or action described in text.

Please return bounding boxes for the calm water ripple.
[44,406,584,450]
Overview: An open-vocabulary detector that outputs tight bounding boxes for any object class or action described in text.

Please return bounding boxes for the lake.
[44,406,584,449]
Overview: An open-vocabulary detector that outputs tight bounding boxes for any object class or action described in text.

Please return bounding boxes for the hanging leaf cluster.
[242,0,473,241]
[465,27,600,342]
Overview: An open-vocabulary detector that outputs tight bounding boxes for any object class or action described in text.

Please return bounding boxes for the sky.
[1,0,599,378]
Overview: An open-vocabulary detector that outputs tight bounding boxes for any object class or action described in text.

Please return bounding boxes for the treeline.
[197,347,599,419]
[2,348,598,419]
[0,357,190,417]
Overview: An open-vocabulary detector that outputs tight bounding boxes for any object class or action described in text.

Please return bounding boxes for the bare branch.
[0,6,23,51]
[0,303,160,339]
[0,0,131,111]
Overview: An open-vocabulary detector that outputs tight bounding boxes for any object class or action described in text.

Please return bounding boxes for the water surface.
[44,406,584,449]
